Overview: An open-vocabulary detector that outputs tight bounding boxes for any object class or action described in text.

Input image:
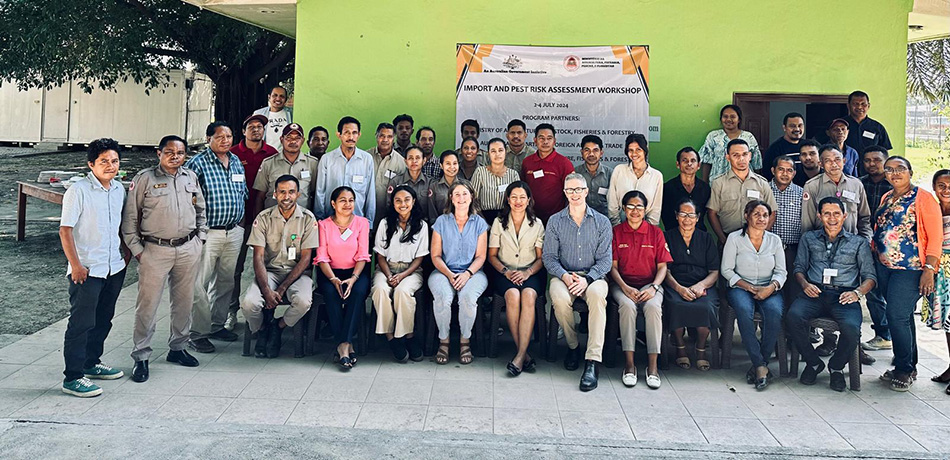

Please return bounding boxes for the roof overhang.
[909,0,950,42]
[181,0,296,38]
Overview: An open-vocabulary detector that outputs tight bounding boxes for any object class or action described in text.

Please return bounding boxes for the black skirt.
[665,286,720,329]
[490,266,547,297]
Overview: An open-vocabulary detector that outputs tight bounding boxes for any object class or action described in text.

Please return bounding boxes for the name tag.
[498,183,509,193]
[300,170,311,179]
[822,268,838,284]
[746,189,760,199]
[341,228,354,241]
[862,130,876,140]
[231,174,244,182]
[385,170,396,179]
[288,246,296,260]
[353,175,365,184]
[532,170,544,179]
[842,190,857,201]
[598,187,608,195]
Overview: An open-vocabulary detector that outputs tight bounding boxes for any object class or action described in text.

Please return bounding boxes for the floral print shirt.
[873,187,921,270]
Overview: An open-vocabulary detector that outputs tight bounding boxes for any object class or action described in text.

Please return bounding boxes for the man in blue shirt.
[59,139,129,397]
[314,116,376,226]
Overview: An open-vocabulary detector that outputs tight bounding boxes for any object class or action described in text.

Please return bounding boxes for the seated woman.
[471,137,521,225]
[721,199,786,390]
[429,181,489,365]
[608,190,672,389]
[486,181,545,376]
[315,186,371,370]
[371,185,430,363]
[663,198,721,371]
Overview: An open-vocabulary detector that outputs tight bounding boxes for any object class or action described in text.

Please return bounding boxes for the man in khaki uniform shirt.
[708,139,777,244]
[370,122,407,228]
[252,123,319,214]
[122,135,207,382]
[801,145,872,239]
[242,174,319,358]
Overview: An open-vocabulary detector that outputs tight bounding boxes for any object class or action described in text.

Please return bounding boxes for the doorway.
[733,93,849,148]
[41,85,71,142]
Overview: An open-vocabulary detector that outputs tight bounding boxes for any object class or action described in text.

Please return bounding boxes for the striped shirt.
[770,180,803,246]
[542,205,613,281]
[184,148,247,227]
[470,166,520,211]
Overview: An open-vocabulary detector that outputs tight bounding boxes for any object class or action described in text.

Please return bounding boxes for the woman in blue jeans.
[721,200,787,390]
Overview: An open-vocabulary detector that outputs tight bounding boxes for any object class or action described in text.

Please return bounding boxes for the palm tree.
[908,38,950,103]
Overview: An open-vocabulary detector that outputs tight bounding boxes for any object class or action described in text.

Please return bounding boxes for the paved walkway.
[0,281,947,457]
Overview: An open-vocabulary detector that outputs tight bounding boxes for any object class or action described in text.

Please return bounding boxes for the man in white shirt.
[253,86,293,153]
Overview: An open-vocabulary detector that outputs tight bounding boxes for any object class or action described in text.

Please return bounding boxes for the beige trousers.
[610,284,664,353]
[549,278,609,362]
[241,272,312,333]
[371,271,423,337]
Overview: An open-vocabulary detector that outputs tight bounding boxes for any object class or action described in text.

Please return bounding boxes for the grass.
[905,146,949,186]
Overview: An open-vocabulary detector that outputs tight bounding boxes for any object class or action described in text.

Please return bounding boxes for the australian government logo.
[502,55,522,70]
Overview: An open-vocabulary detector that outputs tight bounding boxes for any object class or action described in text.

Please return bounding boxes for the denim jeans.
[64,269,126,382]
[727,288,784,368]
[318,269,370,346]
[876,263,922,374]
[865,286,890,341]
[786,291,862,371]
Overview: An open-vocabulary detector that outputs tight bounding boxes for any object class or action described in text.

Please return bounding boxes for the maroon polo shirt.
[230,140,277,208]
[612,221,673,287]
[520,150,574,222]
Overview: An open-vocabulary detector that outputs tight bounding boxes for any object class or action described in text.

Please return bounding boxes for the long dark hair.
[741,199,771,236]
[383,185,425,249]
[498,181,537,230]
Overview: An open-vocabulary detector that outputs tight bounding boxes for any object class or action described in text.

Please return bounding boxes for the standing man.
[769,155,804,303]
[761,112,804,181]
[393,114,415,155]
[574,134,612,217]
[801,145,871,238]
[417,126,441,180]
[253,86,292,153]
[456,119,485,161]
[505,119,535,172]
[521,123,575,223]
[308,126,330,160]
[122,135,206,383]
[844,90,892,176]
[793,140,823,188]
[185,121,247,353]
[314,116,376,225]
[59,138,128,397]
[826,118,860,177]
[227,114,277,330]
[253,123,320,213]
[707,139,777,245]
[859,145,893,353]
[370,122,407,228]
[662,147,710,232]
[543,173,613,391]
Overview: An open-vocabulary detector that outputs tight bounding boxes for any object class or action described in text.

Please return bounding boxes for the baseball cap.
[282,123,304,137]
[827,118,849,129]
[243,114,268,128]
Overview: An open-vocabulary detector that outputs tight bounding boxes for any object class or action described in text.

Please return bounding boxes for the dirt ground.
[0,147,159,335]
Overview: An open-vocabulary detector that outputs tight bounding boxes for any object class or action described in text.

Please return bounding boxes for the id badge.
[598,187,608,195]
[746,189,760,199]
[231,174,244,182]
[532,170,544,179]
[822,268,838,284]
[300,170,311,180]
[353,175,365,184]
[341,228,354,241]
[288,246,297,260]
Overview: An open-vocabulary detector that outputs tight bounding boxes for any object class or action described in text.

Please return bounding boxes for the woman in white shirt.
[607,133,663,226]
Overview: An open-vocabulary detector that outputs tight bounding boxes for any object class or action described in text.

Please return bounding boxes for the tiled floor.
[0,285,948,455]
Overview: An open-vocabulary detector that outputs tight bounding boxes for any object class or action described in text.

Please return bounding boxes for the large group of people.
[57,88,950,402]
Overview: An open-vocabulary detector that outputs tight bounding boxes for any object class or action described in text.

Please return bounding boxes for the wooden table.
[16,181,65,241]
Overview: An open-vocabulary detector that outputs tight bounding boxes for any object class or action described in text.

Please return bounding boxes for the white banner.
[456,44,650,168]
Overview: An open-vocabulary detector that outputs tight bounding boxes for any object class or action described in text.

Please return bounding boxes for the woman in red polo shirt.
[609,190,673,389]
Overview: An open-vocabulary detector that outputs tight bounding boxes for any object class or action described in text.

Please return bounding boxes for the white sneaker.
[861,336,892,351]
[224,310,238,332]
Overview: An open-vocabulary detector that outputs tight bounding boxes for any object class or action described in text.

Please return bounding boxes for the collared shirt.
[845,115,892,173]
[612,221,673,287]
[371,147,408,227]
[253,152,319,209]
[665,228,720,287]
[795,229,876,289]
[314,147,376,226]
[374,219,429,264]
[760,137,801,181]
[707,169,777,234]
[607,163,663,226]
[793,165,822,188]
[471,166,520,211]
[575,162,613,217]
[389,171,434,223]
[542,205,613,281]
[698,129,763,181]
[770,180,804,246]
[185,148,247,228]
[661,176,710,232]
[428,176,469,219]
[432,213,489,273]
[247,204,319,277]
[841,144,860,177]
[506,144,536,172]
[230,140,277,212]
[314,216,371,270]
[860,174,893,216]
[422,155,443,180]
[60,174,126,278]
[121,165,207,257]
[721,230,787,288]
[458,153,486,181]
[521,150,575,222]
[394,142,414,156]
[489,215,545,270]
[801,174,871,239]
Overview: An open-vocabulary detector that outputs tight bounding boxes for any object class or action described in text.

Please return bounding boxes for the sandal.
[435,341,450,365]
[880,369,918,382]
[506,360,522,377]
[695,347,710,371]
[459,341,473,365]
[890,372,913,392]
[931,368,950,383]
[335,353,353,371]
[675,346,690,370]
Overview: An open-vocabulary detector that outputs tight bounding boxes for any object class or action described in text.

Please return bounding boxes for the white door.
[41,84,71,142]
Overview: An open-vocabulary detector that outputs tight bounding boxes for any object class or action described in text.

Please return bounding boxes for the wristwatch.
[853,290,865,301]
[501,267,509,274]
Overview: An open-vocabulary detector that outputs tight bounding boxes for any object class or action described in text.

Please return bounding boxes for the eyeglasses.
[884,166,909,174]
[564,187,587,195]
[676,212,698,219]
[624,204,646,211]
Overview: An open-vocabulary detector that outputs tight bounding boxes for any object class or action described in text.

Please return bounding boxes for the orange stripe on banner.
[630,46,649,86]
[469,44,494,73]
[456,44,476,86]
[612,45,635,75]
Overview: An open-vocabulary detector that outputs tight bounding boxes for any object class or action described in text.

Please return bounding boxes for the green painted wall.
[293,0,912,178]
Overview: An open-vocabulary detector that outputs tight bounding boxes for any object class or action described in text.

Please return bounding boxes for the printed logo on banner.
[503,55,522,70]
[563,55,580,72]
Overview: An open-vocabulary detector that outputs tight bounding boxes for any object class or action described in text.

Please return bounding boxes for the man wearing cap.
[314,116,376,225]
[826,118,860,177]
[122,135,207,383]
[241,174,318,358]
[252,123,319,216]
[761,112,804,181]
[844,91,892,176]
[226,113,278,330]
[370,122,407,228]
[253,86,293,154]
[183,121,247,353]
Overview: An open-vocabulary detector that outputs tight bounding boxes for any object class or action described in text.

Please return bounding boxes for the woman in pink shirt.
[315,186,371,370]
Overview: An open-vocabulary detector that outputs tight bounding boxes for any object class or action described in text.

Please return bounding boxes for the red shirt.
[612,221,673,287]
[520,150,574,222]
[230,140,277,207]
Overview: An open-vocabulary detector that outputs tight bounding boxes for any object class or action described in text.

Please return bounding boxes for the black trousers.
[63,269,126,382]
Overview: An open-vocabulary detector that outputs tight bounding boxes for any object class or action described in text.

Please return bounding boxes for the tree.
[907,38,950,104]
[0,0,294,134]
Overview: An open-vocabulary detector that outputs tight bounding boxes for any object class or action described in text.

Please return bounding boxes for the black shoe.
[579,360,599,391]
[523,357,537,373]
[266,322,283,358]
[859,349,876,365]
[754,368,772,391]
[746,366,756,385]
[809,328,821,344]
[800,360,825,385]
[208,328,239,342]
[829,370,847,392]
[131,360,149,383]
[389,337,409,363]
[406,336,424,362]
[507,361,522,377]
[187,338,215,354]
[254,325,270,359]
[564,346,581,371]
[166,349,200,367]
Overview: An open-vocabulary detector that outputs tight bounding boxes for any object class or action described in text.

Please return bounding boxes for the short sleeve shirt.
[707,169,777,234]
[611,221,673,287]
[575,162,613,217]
[253,153,320,209]
[247,205,319,277]
[698,129,763,181]
[664,229,720,287]
[520,151,574,222]
[374,219,430,264]
[433,213,488,273]
[60,175,126,278]
[489,216,545,270]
